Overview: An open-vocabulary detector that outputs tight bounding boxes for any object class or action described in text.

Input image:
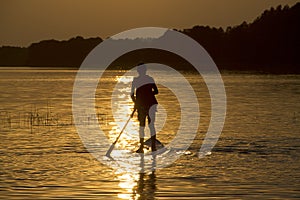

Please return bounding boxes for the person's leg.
[148,105,157,152]
[137,126,145,153]
[137,109,146,153]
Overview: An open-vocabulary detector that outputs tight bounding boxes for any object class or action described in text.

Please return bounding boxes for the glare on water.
[0,68,299,199]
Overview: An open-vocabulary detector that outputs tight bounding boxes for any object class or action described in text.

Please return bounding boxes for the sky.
[1,0,299,47]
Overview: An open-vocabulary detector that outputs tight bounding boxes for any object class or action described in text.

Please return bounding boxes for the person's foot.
[136,137,144,153]
[151,146,157,152]
[136,146,144,153]
[151,135,157,152]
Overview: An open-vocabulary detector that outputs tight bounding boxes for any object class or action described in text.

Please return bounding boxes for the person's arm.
[130,79,137,114]
[152,83,158,95]
[150,77,158,95]
[130,79,136,103]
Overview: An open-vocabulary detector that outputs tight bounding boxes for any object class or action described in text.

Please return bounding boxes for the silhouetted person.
[131,63,158,152]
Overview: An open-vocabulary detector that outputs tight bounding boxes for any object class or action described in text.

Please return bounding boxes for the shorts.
[137,104,157,127]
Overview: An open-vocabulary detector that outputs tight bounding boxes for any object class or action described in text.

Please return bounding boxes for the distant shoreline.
[0,66,78,70]
[1,66,299,75]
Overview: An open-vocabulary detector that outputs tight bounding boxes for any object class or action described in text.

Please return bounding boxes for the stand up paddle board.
[144,138,164,150]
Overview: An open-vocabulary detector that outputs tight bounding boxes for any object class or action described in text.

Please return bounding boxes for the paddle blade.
[105,144,115,156]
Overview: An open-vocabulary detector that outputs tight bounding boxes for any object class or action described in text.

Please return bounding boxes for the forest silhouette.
[0,3,299,73]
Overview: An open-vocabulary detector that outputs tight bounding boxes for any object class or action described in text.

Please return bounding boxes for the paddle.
[105,109,136,157]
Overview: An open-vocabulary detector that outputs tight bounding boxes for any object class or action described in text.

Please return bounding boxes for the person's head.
[137,63,147,76]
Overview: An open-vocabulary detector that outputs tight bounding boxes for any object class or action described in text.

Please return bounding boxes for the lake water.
[0,68,299,199]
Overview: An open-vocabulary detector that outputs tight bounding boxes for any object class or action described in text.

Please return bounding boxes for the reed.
[0,101,107,132]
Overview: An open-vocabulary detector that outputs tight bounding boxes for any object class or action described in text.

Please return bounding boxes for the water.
[0,68,299,199]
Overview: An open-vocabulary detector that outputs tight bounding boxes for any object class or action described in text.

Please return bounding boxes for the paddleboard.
[144,138,164,150]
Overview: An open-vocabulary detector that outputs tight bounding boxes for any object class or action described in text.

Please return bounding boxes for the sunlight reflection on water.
[0,69,299,199]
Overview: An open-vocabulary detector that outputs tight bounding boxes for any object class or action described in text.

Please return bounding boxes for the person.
[131,63,158,153]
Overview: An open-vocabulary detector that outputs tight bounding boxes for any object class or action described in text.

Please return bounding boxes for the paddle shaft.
[106,109,136,156]
[113,110,135,145]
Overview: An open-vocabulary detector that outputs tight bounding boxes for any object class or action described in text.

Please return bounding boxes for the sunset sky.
[1,0,299,47]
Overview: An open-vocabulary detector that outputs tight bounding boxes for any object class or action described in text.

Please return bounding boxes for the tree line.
[0,3,299,73]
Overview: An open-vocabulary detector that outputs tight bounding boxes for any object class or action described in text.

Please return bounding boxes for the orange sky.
[0,0,299,46]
